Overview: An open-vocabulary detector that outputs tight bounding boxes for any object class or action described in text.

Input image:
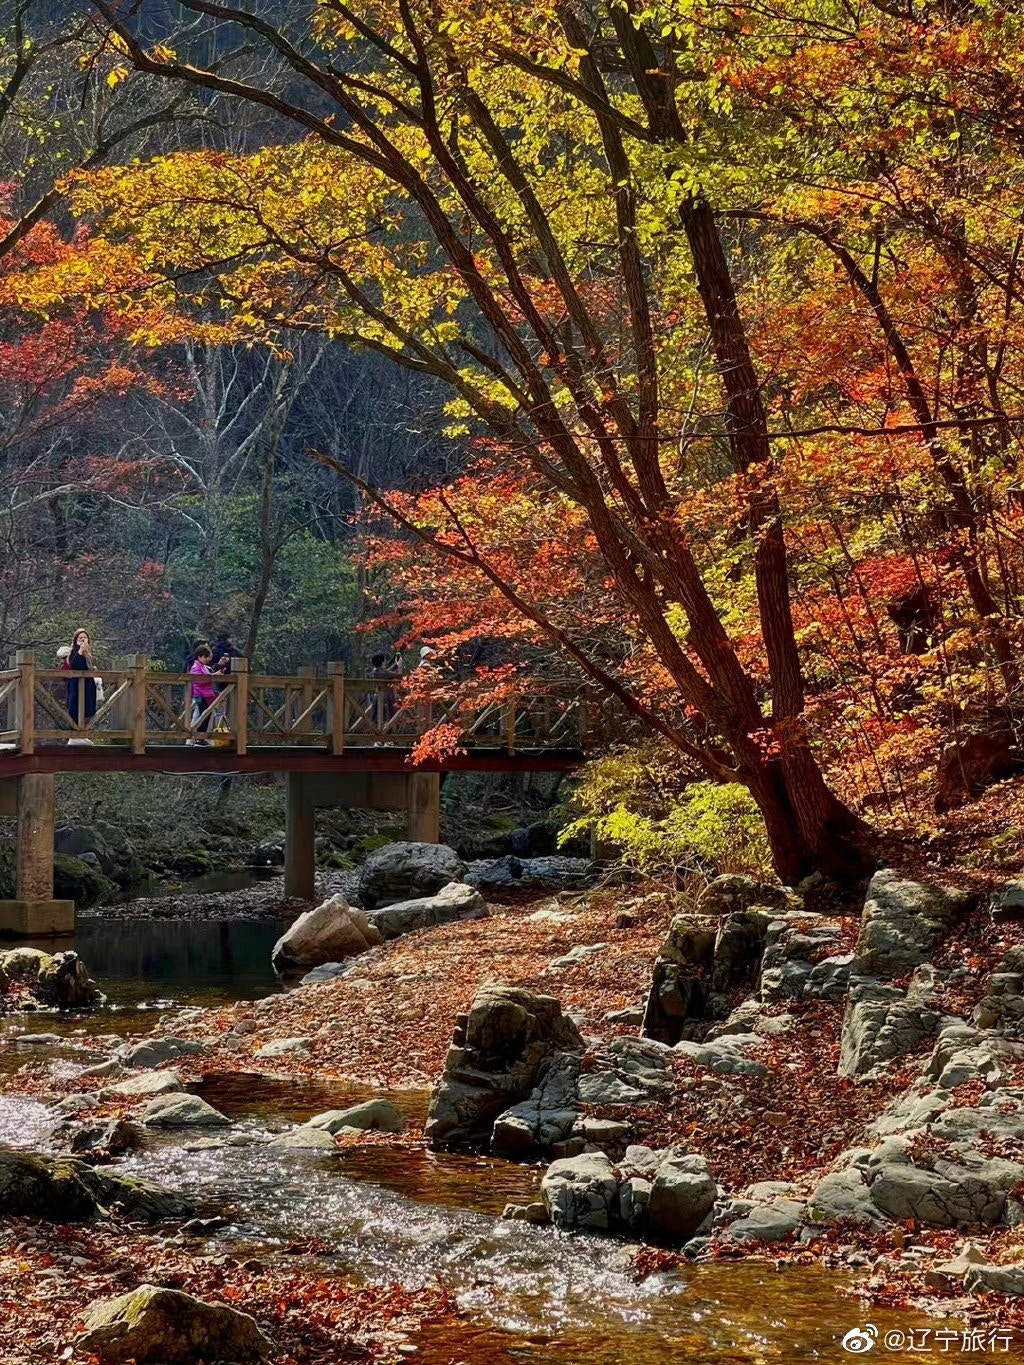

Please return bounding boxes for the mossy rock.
[77,1285,273,1363]
[356,834,392,855]
[0,1147,196,1225]
[320,852,356,870]
[54,854,114,910]
[162,849,215,877]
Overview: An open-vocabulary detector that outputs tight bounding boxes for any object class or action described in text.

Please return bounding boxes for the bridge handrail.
[0,651,589,756]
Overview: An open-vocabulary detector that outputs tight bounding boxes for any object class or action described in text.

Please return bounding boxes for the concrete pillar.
[0,773,74,937]
[284,772,316,901]
[406,772,441,843]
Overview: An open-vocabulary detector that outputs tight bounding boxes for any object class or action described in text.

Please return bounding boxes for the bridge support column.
[406,772,440,844]
[284,772,316,902]
[0,774,75,937]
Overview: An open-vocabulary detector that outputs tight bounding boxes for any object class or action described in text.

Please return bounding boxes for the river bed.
[2,916,1021,1363]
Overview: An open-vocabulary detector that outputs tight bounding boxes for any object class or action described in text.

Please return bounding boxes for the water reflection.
[11,917,286,1012]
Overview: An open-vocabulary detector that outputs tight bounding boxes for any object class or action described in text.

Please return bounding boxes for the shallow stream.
[3,917,1022,1363]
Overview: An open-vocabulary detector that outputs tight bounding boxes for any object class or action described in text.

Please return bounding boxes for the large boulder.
[271,894,383,975]
[540,1145,716,1240]
[367,881,487,940]
[35,951,104,1010]
[975,970,1024,1038]
[808,1168,887,1227]
[53,854,113,909]
[641,908,772,1043]
[0,947,53,987]
[640,914,717,1045]
[647,1154,717,1240]
[491,1052,582,1155]
[0,1146,192,1223]
[306,1099,405,1134]
[76,1285,273,1363]
[541,1152,620,1231]
[867,1161,1013,1227]
[856,869,973,976]
[425,986,584,1148]
[357,841,465,908]
[141,1094,231,1127]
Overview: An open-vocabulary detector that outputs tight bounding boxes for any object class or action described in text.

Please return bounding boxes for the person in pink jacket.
[188,645,218,744]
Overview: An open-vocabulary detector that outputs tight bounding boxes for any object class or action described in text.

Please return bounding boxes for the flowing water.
[3,918,1023,1363]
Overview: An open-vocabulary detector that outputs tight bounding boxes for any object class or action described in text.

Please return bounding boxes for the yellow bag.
[212,717,232,749]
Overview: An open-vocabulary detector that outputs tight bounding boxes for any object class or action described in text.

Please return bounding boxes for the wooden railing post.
[297,665,313,738]
[15,650,35,755]
[328,662,345,755]
[131,654,148,754]
[231,658,249,755]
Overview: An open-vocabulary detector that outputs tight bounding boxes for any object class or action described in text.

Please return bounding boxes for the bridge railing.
[0,652,588,755]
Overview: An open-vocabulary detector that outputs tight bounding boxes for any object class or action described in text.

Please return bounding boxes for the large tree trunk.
[744,756,874,884]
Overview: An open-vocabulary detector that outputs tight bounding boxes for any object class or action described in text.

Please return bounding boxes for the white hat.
[56,645,71,660]
[420,645,436,658]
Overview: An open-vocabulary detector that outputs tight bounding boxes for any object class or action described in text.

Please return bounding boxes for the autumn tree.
[71,0,891,882]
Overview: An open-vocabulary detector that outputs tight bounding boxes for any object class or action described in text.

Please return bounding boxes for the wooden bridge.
[0,653,588,937]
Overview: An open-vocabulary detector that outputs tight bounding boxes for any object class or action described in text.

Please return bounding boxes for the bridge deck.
[0,744,583,778]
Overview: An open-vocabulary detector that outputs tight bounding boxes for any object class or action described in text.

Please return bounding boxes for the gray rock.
[573,1116,630,1145]
[647,1154,717,1240]
[991,880,1024,925]
[963,1263,1024,1296]
[604,1006,644,1026]
[76,1285,273,1362]
[727,1198,805,1242]
[79,1058,126,1080]
[271,894,382,974]
[975,972,1024,1037]
[306,1099,405,1134]
[576,1072,651,1105]
[857,869,972,976]
[268,1126,338,1151]
[491,1052,581,1155]
[673,1039,769,1078]
[367,880,486,940]
[868,1163,1008,1226]
[358,841,465,908]
[541,1152,619,1231]
[640,914,717,1045]
[425,986,584,1148]
[839,979,940,1077]
[116,1037,207,1069]
[805,954,856,1001]
[924,1242,989,1288]
[69,1119,143,1158]
[760,960,814,1002]
[809,1169,887,1226]
[104,1071,182,1099]
[54,1092,101,1115]
[141,1094,231,1127]
[464,855,523,890]
[299,962,353,985]
[696,875,788,918]
[0,1147,192,1223]
[937,1045,1012,1090]
[0,947,53,985]
[549,942,608,970]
